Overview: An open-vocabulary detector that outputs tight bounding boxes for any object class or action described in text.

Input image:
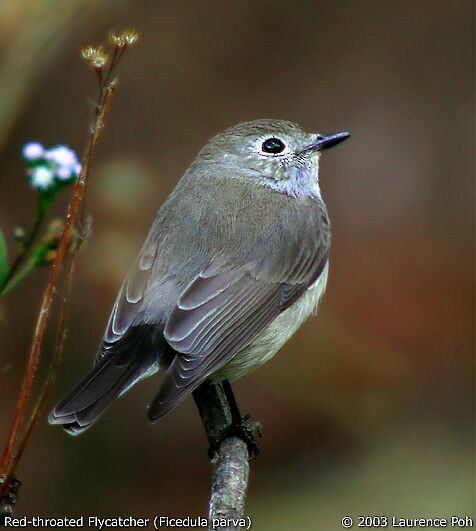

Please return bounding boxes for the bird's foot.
[208,415,262,460]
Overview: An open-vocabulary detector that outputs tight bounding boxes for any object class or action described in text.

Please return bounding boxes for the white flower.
[30,166,55,191]
[56,162,81,183]
[45,145,78,169]
[22,142,44,160]
[23,142,80,190]
[56,166,73,181]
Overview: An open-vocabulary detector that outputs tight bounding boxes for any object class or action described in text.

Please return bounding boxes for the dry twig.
[0,29,139,515]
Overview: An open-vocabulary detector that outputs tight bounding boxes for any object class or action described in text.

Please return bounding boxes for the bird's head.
[194,119,350,198]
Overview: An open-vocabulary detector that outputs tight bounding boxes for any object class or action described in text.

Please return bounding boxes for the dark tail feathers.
[49,326,161,435]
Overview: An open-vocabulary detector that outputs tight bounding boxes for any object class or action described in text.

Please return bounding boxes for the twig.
[193,382,253,531]
[0,82,115,490]
[9,212,88,478]
[7,252,76,475]
[0,30,137,503]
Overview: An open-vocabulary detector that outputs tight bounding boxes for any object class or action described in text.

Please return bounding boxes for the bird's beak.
[306,131,351,152]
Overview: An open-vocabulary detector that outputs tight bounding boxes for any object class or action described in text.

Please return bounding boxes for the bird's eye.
[262,137,285,154]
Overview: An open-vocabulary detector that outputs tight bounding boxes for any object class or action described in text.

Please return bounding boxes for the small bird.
[49,120,350,450]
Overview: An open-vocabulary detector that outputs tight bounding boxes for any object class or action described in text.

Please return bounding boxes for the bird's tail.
[49,326,161,435]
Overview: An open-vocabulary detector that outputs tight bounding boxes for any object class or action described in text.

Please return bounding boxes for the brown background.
[0,1,473,529]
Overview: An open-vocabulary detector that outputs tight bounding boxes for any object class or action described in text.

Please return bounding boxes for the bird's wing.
[96,222,161,363]
[150,195,330,419]
[51,171,330,432]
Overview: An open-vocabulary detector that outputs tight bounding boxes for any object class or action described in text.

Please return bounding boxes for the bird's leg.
[222,379,242,424]
[209,380,261,459]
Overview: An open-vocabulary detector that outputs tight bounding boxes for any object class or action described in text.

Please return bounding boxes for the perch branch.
[193,382,253,531]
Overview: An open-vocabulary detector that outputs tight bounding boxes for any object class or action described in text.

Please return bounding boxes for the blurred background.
[0,1,473,529]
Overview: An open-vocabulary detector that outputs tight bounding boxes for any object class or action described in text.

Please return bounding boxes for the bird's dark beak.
[307,131,351,152]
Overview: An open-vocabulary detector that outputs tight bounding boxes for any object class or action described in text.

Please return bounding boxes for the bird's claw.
[208,415,262,460]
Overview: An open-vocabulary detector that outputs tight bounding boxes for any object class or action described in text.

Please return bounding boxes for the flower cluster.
[81,28,138,71]
[22,142,81,192]
[81,45,108,68]
[108,28,139,48]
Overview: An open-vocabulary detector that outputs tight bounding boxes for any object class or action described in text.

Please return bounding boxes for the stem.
[10,194,88,475]
[0,81,116,494]
[0,254,38,297]
[193,382,252,531]
[8,253,76,474]
[0,201,46,296]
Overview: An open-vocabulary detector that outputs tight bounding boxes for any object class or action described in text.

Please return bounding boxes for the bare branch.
[193,382,253,531]
[0,28,139,507]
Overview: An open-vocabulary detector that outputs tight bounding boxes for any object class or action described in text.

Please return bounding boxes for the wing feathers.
[178,268,242,310]
[151,193,330,420]
[149,285,280,419]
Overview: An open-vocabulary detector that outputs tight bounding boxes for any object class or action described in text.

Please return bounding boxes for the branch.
[7,250,77,478]
[193,382,253,531]
[0,81,114,491]
[0,28,139,512]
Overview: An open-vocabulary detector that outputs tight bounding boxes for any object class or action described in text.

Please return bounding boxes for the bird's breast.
[212,262,329,383]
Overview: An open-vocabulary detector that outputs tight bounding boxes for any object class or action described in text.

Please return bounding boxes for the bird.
[49,119,350,452]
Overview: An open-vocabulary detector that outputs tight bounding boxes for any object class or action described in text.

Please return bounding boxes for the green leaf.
[0,230,8,285]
